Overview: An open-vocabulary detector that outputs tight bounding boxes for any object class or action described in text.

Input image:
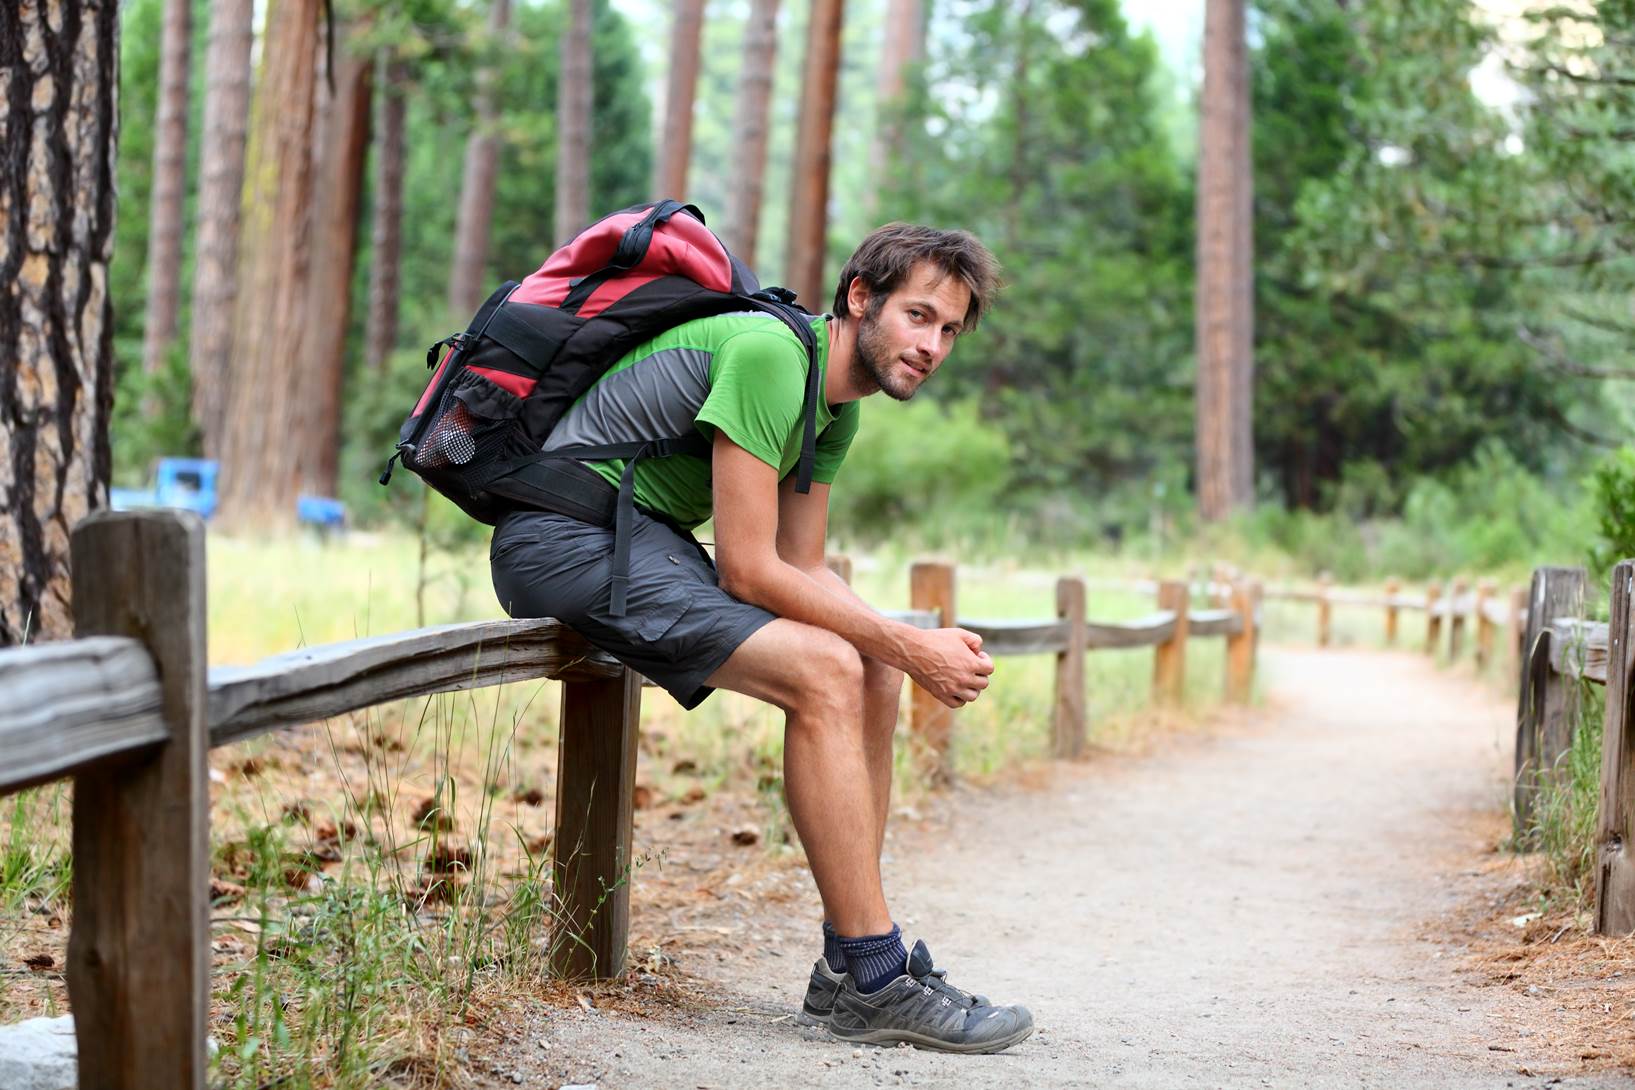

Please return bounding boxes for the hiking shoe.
[828,940,1033,1054]
[801,956,846,1022]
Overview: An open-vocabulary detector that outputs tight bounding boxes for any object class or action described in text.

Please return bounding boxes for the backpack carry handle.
[610,200,704,271]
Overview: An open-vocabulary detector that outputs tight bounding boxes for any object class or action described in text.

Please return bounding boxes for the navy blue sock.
[822,921,847,972]
[838,924,906,993]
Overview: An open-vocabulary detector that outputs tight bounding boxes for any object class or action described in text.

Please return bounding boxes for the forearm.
[722,556,920,669]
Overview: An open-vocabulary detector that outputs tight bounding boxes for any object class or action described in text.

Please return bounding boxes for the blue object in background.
[110,458,219,520]
[297,494,347,532]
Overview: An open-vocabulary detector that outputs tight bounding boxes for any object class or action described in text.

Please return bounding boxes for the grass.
[0,524,1266,1086]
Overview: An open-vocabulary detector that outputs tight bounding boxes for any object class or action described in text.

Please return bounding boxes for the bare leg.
[707,619,892,937]
[860,655,905,858]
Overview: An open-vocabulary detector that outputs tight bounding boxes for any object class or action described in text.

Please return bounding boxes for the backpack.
[380,200,823,614]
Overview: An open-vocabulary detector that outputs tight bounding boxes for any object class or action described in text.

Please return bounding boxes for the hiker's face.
[850,261,971,401]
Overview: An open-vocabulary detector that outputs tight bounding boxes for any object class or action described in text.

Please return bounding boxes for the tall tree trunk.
[188,0,254,458]
[786,0,845,310]
[140,0,191,386]
[555,0,592,245]
[298,35,373,498]
[870,0,922,185]
[219,0,321,524]
[448,0,511,317]
[654,0,704,200]
[364,54,408,373]
[0,0,118,644]
[1194,0,1254,521]
[727,0,779,266]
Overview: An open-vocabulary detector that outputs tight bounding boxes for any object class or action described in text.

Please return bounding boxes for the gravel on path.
[491,648,1635,1090]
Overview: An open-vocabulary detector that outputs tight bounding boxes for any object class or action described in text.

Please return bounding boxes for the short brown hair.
[831,223,1001,330]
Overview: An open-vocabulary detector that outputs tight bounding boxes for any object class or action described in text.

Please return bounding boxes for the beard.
[851,312,921,401]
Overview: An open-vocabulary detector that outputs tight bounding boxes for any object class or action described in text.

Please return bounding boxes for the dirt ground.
[461,648,1635,1089]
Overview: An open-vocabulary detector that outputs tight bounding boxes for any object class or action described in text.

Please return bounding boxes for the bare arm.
[711,432,991,706]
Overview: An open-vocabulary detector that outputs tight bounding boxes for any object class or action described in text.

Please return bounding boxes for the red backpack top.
[382,200,822,614]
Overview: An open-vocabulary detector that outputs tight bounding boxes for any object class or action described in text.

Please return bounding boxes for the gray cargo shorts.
[489,508,776,710]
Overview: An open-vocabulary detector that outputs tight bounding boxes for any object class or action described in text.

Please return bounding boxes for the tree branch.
[1517,325,1635,380]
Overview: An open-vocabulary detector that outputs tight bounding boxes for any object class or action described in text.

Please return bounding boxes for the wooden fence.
[0,512,1261,1087]
[1253,562,1635,942]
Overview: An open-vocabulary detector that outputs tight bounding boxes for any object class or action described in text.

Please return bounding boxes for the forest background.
[108,0,1635,586]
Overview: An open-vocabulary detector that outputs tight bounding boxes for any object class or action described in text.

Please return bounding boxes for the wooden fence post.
[1448,578,1469,661]
[1384,579,1401,646]
[551,667,643,979]
[68,511,209,1090]
[1597,561,1635,934]
[1153,580,1189,705]
[1052,576,1087,758]
[1316,573,1333,647]
[1513,566,1587,841]
[1226,580,1258,704]
[1475,580,1496,670]
[1424,583,1443,656]
[909,561,957,780]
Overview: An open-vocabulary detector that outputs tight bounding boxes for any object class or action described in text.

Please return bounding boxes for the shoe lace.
[922,967,988,1008]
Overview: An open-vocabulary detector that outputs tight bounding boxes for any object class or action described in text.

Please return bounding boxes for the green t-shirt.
[540,311,861,530]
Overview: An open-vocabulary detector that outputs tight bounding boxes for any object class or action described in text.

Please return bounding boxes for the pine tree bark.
[871,0,921,183]
[298,35,372,497]
[786,0,845,310]
[655,0,704,200]
[140,0,191,384]
[364,54,408,373]
[555,0,592,245]
[0,0,119,644]
[188,0,254,458]
[448,0,511,317]
[218,0,321,524]
[1195,0,1254,521]
[726,0,779,266]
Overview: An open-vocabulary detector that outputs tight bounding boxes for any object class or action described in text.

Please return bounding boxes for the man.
[490,223,1032,1053]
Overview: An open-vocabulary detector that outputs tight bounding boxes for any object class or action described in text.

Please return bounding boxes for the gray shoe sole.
[828,1021,1035,1055]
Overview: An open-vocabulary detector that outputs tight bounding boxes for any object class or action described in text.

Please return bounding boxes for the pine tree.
[0,0,119,642]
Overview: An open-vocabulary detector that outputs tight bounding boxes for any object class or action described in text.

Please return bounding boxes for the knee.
[782,630,865,717]
[862,656,905,701]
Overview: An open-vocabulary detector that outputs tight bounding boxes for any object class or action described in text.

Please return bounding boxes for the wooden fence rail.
[0,513,1262,1087]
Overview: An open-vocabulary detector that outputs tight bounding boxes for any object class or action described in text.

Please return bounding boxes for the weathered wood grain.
[880,608,939,630]
[1384,579,1402,645]
[1514,566,1587,840]
[550,668,643,980]
[1186,609,1242,637]
[909,561,957,781]
[69,510,210,1090]
[207,618,622,745]
[1052,577,1087,759]
[1424,583,1443,656]
[1084,612,1178,649]
[0,638,168,794]
[1597,561,1635,935]
[960,618,1072,656]
[1548,618,1611,686]
[1448,579,1470,660]
[1475,581,1496,670]
[1154,581,1189,704]
[1225,582,1259,704]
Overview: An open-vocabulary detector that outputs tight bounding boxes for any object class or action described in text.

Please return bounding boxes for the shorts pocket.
[608,581,692,644]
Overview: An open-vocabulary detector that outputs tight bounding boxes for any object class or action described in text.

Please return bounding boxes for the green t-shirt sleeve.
[813,400,860,485]
[694,329,810,470]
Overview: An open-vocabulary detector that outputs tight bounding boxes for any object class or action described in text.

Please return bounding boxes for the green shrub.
[1588,446,1635,581]
[828,397,1013,547]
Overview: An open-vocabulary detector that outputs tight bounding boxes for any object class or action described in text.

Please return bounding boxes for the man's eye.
[909,309,924,320]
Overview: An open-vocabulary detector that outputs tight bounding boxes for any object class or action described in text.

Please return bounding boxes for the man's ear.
[845,275,872,319]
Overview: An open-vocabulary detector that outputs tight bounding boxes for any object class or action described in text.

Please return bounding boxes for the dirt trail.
[494,649,1635,1089]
